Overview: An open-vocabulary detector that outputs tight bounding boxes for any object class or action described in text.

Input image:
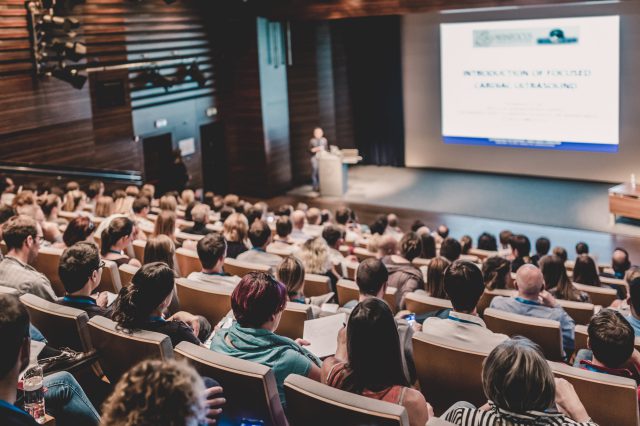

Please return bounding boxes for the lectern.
[318,149,362,197]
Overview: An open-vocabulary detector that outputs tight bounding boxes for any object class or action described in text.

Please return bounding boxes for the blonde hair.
[101,359,205,426]
[277,256,306,297]
[181,189,195,206]
[223,213,248,242]
[114,196,134,215]
[153,210,176,240]
[141,184,155,200]
[160,195,177,212]
[125,186,139,197]
[95,196,115,218]
[144,235,176,270]
[191,203,210,224]
[299,237,331,274]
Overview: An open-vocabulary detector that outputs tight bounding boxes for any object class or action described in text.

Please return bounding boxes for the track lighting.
[50,39,86,62]
[52,67,87,89]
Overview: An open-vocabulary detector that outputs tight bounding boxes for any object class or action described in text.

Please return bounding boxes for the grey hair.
[482,337,556,413]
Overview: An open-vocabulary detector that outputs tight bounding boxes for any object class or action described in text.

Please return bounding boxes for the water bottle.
[23,364,46,424]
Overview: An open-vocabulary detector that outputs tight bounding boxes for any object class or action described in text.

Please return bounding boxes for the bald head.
[515,264,544,297]
[291,210,306,230]
[378,235,398,256]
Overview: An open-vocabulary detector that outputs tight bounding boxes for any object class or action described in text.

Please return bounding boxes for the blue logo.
[537,28,578,44]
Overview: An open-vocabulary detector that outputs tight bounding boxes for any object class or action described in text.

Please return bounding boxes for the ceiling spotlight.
[187,62,207,87]
[41,14,80,32]
[52,67,87,89]
[50,39,86,62]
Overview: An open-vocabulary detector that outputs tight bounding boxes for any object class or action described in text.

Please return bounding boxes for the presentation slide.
[440,16,620,152]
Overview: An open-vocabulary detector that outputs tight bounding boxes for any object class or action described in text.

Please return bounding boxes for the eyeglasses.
[95,261,106,272]
[34,235,45,244]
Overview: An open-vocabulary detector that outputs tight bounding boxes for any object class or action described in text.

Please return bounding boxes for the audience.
[152,210,178,245]
[482,256,513,290]
[510,234,532,272]
[425,256,450,299]
[490,264,575,357]
[100,216,141,267]
[459,235,472,255]
[112,262,209,346]
[268,215,297,255]
[94,196,114,218]
[443,337,596,425]
[626,271,640,336]
[477,232,498,251]
[440,237,461,262]
[382,232,424,310]
[210,272,321,406]
[419,232,437,259]
[553,246,569,263]
[498,229,513,255]
[576,241,589,256]
[182,203,212,236]
[56,216,95,249]
[290,210,311,242]
[278,256,307,304]
[237,220,282,268]
[0,216,57,301]
[609,247,632,279]
[572,254,602,287]
[222,213,249,259]
[298,237,340,289]
[540,255,590,303]
[422,260,508,351]
[188,232,240,288]
[57,242,112,318]
[143,235,182,289]
[322,225,346,274]
[323,298,432,426]
[531,236,551,266]
[131,196,153,230]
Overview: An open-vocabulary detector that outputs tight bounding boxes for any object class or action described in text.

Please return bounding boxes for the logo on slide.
[473,27,579,47]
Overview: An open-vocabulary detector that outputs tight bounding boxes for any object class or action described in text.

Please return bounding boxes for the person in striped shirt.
[443,337,597,426]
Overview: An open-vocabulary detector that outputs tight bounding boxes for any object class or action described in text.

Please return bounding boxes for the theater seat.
[276,302,312,340]
[599,275,628,298]
[483,308,563,361]
[303,273,332,298]
[572,283,617,307]
[412,332,488,415]
[467,248,498,260]
[477,289,516,316]
[555,299,595,325]
[266,245,291,258]
[404,293,452,315]
[175,247,201,278]
[96,259,123,293]
[175,278,233,326]
[550,361,639,426]
[20,293,92,352]
[223,257,271,277]
[353,247,376,262]
[132,239,146,263]
[32,246,65,297]
[426,419,457,426]
[411,257,431,268]
[335,279,397,314]
[575,324,640,354]
[88,315,173,384]
[284,374,409,426]
[118,263,139,288]
[174,342,288,426]
[345,261,358,280]
[175,231,205,245]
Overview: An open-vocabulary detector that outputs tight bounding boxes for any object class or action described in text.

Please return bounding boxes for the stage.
[281,165,640,261]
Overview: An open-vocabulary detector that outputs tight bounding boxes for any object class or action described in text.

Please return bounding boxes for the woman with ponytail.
[100,216,141,267]
[112,262,210,347]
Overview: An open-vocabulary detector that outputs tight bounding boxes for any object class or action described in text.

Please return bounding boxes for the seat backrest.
[223,257,271,277]
[284,374,409,426]
[345,261,358,280]
[600,275,629,298]
[266,245,292,258]
[574,324,588,354]
[32,246,65,297]
[175,247,202,278]
[477,289,516,316]
[411,257,431,268]
[20,293,92,352]
[118,263,139,288]
[87,316,173,384]
[96,259,123,293]
[276,302,311,340]
[335,279,397,313]
[555,299,594,326]
[572,283,617,307]
[404,293,452,315]
[132,239,146,263]
[550,361,639,426]
[412,332,489,415]
[174,342,288,426]
[483,308,563,361]
[175,278,233,326]
[353,247,376,262]
[467,248,498,260]
[426,418,457,426]
[303,273,331,298]
[175,231,205,244]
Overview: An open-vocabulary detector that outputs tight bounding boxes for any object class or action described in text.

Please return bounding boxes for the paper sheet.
[303,313,346,359]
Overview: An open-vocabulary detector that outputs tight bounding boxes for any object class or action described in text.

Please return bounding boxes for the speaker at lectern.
[318,148,362,197]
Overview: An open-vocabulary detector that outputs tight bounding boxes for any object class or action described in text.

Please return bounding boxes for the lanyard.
[148,316,166,323]
[63,295,96,306]
[515,297,541,306]
[447,314,482,327]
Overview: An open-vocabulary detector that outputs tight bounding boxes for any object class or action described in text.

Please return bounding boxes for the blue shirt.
[627,315,640,337]
[489,296,575,357]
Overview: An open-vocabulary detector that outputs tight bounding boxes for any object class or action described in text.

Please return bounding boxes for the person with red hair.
[210,272,322,406]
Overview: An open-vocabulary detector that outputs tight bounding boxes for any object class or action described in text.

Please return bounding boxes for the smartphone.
[402,313,416,327]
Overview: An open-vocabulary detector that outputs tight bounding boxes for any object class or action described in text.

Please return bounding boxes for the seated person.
[187,233,240,288]
[342,258,416,384]
[540,255,590,303]
[498,229,513,257]
[0,294,100,425]
[112,262,210,347]
[290,210,311,243]
[576,241,589,256]
[323,298,433,426]
[510,234,532,273]
[476,232,498,252]
[553,246,569,263]
[603,247,632,280]
[101,359,225,426]
[0,215,57,301]
[210,272,321,406]
[382,232,424,310]
[443,337,596,425]
[490,264,575,358]
[421,260,508,352]
[482,256,513,291]
[57,242,112,318]
[278,256,307,304]
[236,220,283,268]
[530,237,550,266]
[574,309,640,395]
[267,216,297,255]
[322,225,347,276]
[419,232,437,259]
[131,196,154,231]
[222,213,249,259]
[299,237,341,291]
[459,235,472,255]
[100,216,141,267]
[625,271,640,336]
[53,216,96,249]
[182,204,213,236]
[424,257,450,299]
[440,237,461,262]
[572,254,602,287]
